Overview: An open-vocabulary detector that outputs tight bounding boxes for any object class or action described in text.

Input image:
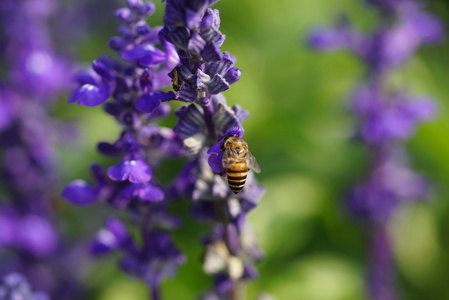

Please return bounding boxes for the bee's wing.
[247,150,261,173]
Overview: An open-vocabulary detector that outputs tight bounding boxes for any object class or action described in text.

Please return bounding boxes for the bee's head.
[221,135,247,155]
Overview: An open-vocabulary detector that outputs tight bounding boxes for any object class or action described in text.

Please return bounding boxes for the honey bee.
[221,135,261,194]
[170,67,180,92]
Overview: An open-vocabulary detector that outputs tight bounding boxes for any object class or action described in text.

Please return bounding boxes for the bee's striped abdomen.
[227,162,248,194]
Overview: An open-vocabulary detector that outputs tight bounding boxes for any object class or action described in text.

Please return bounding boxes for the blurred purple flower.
[308,3,443,73]
[0,273,49,300]
[309,0,441,299]
[0,0,86,298]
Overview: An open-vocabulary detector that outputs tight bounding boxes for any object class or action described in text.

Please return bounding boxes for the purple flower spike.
[309,1,440,299]
[63,1,187,293]
[68,84,110,107]
[61,180,98,205]
[158,0,264,294]
[107,158,153,183]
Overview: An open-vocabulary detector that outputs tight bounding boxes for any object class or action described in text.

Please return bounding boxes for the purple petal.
[115,8,132,23]
[91,217,129,255]
[224,126,244,138]
[70,84,110,107]
[145,103,171,121]
[67,87,80,104]
[201,43,222,62]
[200,9,223,44]
[196,69,211,92]
[224,67,242,85]
[139,51,166,66]
[136,24,151,35]
[176,84,198,103]
[173,104,205,136]
[208,153,223,174]
[232,104,249,123]
[97,142,124,156]
[73,70,99,85]
[185,8,202,30]
[139,183,165,202]
[161,39,180,70]
[136,93,161,113]
[121,183,164,202]
[108,36,128,51]
[206,53,234,77]
[187,31,206,54]
[208,74,230,94]
[61,180,98,205]
[121,45,165,65]
[107,159,153,183]
[207,139,222,155]
[136,91,175,113]
[159,91,177,102]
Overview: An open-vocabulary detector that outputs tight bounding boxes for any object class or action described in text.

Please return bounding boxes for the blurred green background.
[55,0,449,299]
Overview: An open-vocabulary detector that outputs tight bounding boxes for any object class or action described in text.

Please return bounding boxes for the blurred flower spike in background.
[309,0,443,299]
[0,0,87,298]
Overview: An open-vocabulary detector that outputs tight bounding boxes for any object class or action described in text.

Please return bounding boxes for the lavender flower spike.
[62,1,185,298]
[0,0,87,298]
[159,1,264,298]
[309,0,442,299]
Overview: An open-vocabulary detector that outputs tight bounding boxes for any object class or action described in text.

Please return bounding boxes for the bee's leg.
[219,168,227,176]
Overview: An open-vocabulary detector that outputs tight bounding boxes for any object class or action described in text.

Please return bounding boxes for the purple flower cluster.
[0,0,85,298]
[309,0,442,299]
[0,273,49,300]
[169,112,264,298]
[159,0,241,105]
[158,0,264,297]
[62,0,185,296]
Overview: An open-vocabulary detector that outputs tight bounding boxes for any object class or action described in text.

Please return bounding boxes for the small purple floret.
[107,158,153,183]
[68,84,110,107]
[61,180,98,205]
